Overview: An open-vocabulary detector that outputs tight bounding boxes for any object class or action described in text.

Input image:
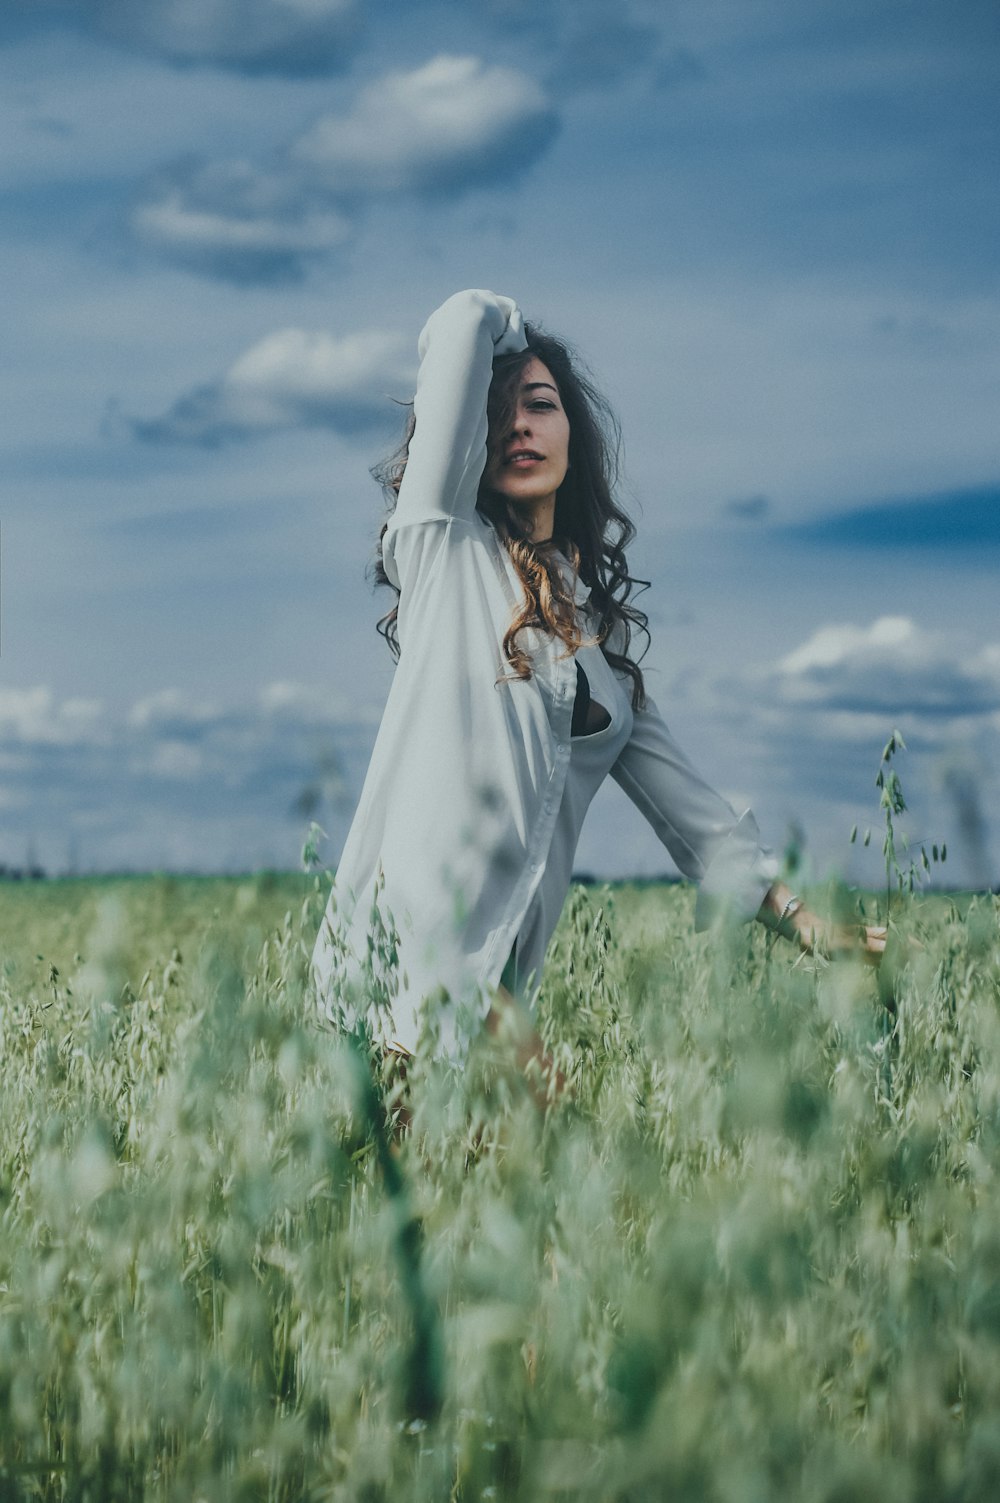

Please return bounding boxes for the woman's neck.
[513,494,556,545]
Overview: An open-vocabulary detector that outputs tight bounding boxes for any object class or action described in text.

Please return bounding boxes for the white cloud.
[132,191,351,272]
[686,614,1000,885]
[291,54,557,194]
[126,326,412,446]
[127,688,222,733]
[131,55,557,280]
[0,687,108,747]
[773,616,1000,722]
[131,157,352,283]
[259,681,377,726]
[780,616,915,676]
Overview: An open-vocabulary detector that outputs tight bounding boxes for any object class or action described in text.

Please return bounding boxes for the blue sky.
[3,0,999,887]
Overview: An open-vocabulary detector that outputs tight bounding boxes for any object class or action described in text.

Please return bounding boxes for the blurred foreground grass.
[1,874,999,1500]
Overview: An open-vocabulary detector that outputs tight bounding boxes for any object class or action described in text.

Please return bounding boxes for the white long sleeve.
[611,695,779,925]
[387,290,525,539]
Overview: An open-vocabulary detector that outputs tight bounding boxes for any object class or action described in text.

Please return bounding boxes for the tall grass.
[1,873,998,1500]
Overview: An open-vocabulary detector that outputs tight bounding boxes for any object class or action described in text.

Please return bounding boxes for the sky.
[3,0,999,890]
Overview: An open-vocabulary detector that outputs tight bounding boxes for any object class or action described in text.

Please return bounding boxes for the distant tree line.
[0,862,47,881]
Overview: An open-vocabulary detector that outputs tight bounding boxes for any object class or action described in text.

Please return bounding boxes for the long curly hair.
[371,323,650,710]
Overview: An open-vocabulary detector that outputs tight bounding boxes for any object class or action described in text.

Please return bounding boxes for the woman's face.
[484,357,571,512]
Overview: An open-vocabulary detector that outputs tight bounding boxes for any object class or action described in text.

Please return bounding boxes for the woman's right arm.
[388,289,526,540]
[757,879,887,964]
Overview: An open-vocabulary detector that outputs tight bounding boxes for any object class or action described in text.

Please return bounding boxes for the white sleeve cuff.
[693,809,780,930]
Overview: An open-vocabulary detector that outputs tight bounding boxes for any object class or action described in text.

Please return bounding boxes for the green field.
[1,872,999,1500]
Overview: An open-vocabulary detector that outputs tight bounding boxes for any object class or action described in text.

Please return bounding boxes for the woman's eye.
[529,401,556,411]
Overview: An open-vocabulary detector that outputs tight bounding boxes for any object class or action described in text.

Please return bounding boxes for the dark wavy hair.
[372,322,650,710]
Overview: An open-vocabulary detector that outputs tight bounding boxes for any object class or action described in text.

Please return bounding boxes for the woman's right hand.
[789,906,887,966]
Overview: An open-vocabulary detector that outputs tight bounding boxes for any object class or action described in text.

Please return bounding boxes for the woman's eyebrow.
[522,381,558,394]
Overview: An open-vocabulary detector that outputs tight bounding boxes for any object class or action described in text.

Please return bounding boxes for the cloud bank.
[674,614,999,886]
[0,681,377,874]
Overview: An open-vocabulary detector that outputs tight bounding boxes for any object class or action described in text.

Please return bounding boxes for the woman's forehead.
[518,355,559,393]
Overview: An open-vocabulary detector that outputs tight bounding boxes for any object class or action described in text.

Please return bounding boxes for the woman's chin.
[492,481,554,508]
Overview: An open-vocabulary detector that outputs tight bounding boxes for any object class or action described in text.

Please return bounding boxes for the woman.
[312,289,884,1071]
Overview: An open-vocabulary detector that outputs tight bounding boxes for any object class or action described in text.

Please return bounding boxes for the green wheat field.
[1,865,999,1501]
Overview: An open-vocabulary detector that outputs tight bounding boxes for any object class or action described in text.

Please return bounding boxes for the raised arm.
[391,289,526,532]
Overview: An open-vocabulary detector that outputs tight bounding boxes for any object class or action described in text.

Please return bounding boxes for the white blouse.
[505,580,635,1001]
[311,289,778,1054]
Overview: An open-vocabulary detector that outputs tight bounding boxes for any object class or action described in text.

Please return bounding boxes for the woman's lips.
[505,452,543,466]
